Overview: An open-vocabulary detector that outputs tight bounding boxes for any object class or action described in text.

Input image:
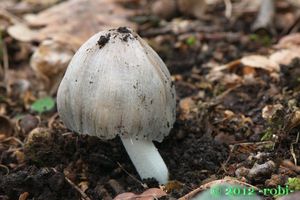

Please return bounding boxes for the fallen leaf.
[18,192,29,200]
[30,96,55,114]
[286,110,300,132]
[114,188,167,200]
[7,24,38,42]
[114,192,136,200]
[20,0,137,48]
[78,181,89,193]
[179,97,196,120]
[13,150,25,164]
[178,0,207,19]
[0,115,13,137]
[269,48,300,65]
[30,39,74,94]
[241,55,280,72]
[262,104,284,121]
[281,160,300,173]
[141,188,167,199]
[164,180,184,193]
[275,33,300,49]
[16,114,40,135]
[24,0,61,7]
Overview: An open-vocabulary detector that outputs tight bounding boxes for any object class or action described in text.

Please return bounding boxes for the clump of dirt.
[0,166,78,200]
[117,27,131,34]
[97,33,111,49]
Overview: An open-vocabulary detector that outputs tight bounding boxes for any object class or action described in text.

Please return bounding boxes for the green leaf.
[186,36,197,46]
[31,96,55,114]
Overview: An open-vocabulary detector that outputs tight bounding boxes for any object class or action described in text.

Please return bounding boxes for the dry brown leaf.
[30,39,74,94]
[214,132,236,144]
[0,115,13,137]
[286,110,300,131]
[78,181,89,193]
[262,104,284,120]
[140,188,167,199]
[243,66,256,76]
[241,55,280,72]
[18,192,29,200]
[151,0,177,19]
[269,48,300,65]
[19,0,137,48]
[164,180,184,193]
[178,0,207,19]
[179,97,196,120]
[24,0,61,7]
[207,55,280,85]
[13,150,25,164]
[275,33,300,49]
[114,188,166,200]
[114,192,136,200]
[281,160,300,173]
[205,64,229,82]
[7,24,38,42]
[222,73,242,87]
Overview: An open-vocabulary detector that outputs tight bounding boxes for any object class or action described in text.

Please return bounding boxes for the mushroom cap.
[57,27,176,142]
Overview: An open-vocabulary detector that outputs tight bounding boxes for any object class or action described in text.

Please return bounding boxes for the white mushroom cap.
[57,27,176,142]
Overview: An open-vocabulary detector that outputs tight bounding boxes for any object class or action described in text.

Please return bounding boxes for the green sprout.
[186,36,197,46]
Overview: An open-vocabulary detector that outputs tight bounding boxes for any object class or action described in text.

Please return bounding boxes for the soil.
[97,34,111,49]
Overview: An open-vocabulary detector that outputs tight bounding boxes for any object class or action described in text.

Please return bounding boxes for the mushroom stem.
[120,137,169,184]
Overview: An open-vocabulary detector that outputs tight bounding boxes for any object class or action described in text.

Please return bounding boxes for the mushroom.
[56,27,176,184]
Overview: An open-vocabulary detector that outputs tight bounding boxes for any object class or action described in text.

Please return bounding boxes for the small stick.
[2,37,9,88]
[52,168,92,200]
[224,0,232,19]
[2,137,24,147]
[0,164,9,175]
[290,132,299,165]
[64,177,92,200]
[116,162,148,188]
[251,0,275,33]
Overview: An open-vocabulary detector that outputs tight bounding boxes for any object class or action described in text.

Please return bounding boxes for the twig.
[290,132,299,165]
[251,0,275,33]
[62,132,74,136]
[116,162,147,188]
[52,168,92,200]
[6,147,23,153]
[65,177,92,200]
[2,137,24,147]
[224,0,232,19]
[2,37,9,87]
[0,164,9,175]
[281,10,300,36]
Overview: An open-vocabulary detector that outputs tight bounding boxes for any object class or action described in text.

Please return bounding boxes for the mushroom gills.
[120,137,169,184]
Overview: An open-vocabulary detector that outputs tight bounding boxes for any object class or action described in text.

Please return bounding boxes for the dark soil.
[97,34,111,49]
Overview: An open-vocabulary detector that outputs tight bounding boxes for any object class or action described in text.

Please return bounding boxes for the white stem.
[120,137,169,184]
